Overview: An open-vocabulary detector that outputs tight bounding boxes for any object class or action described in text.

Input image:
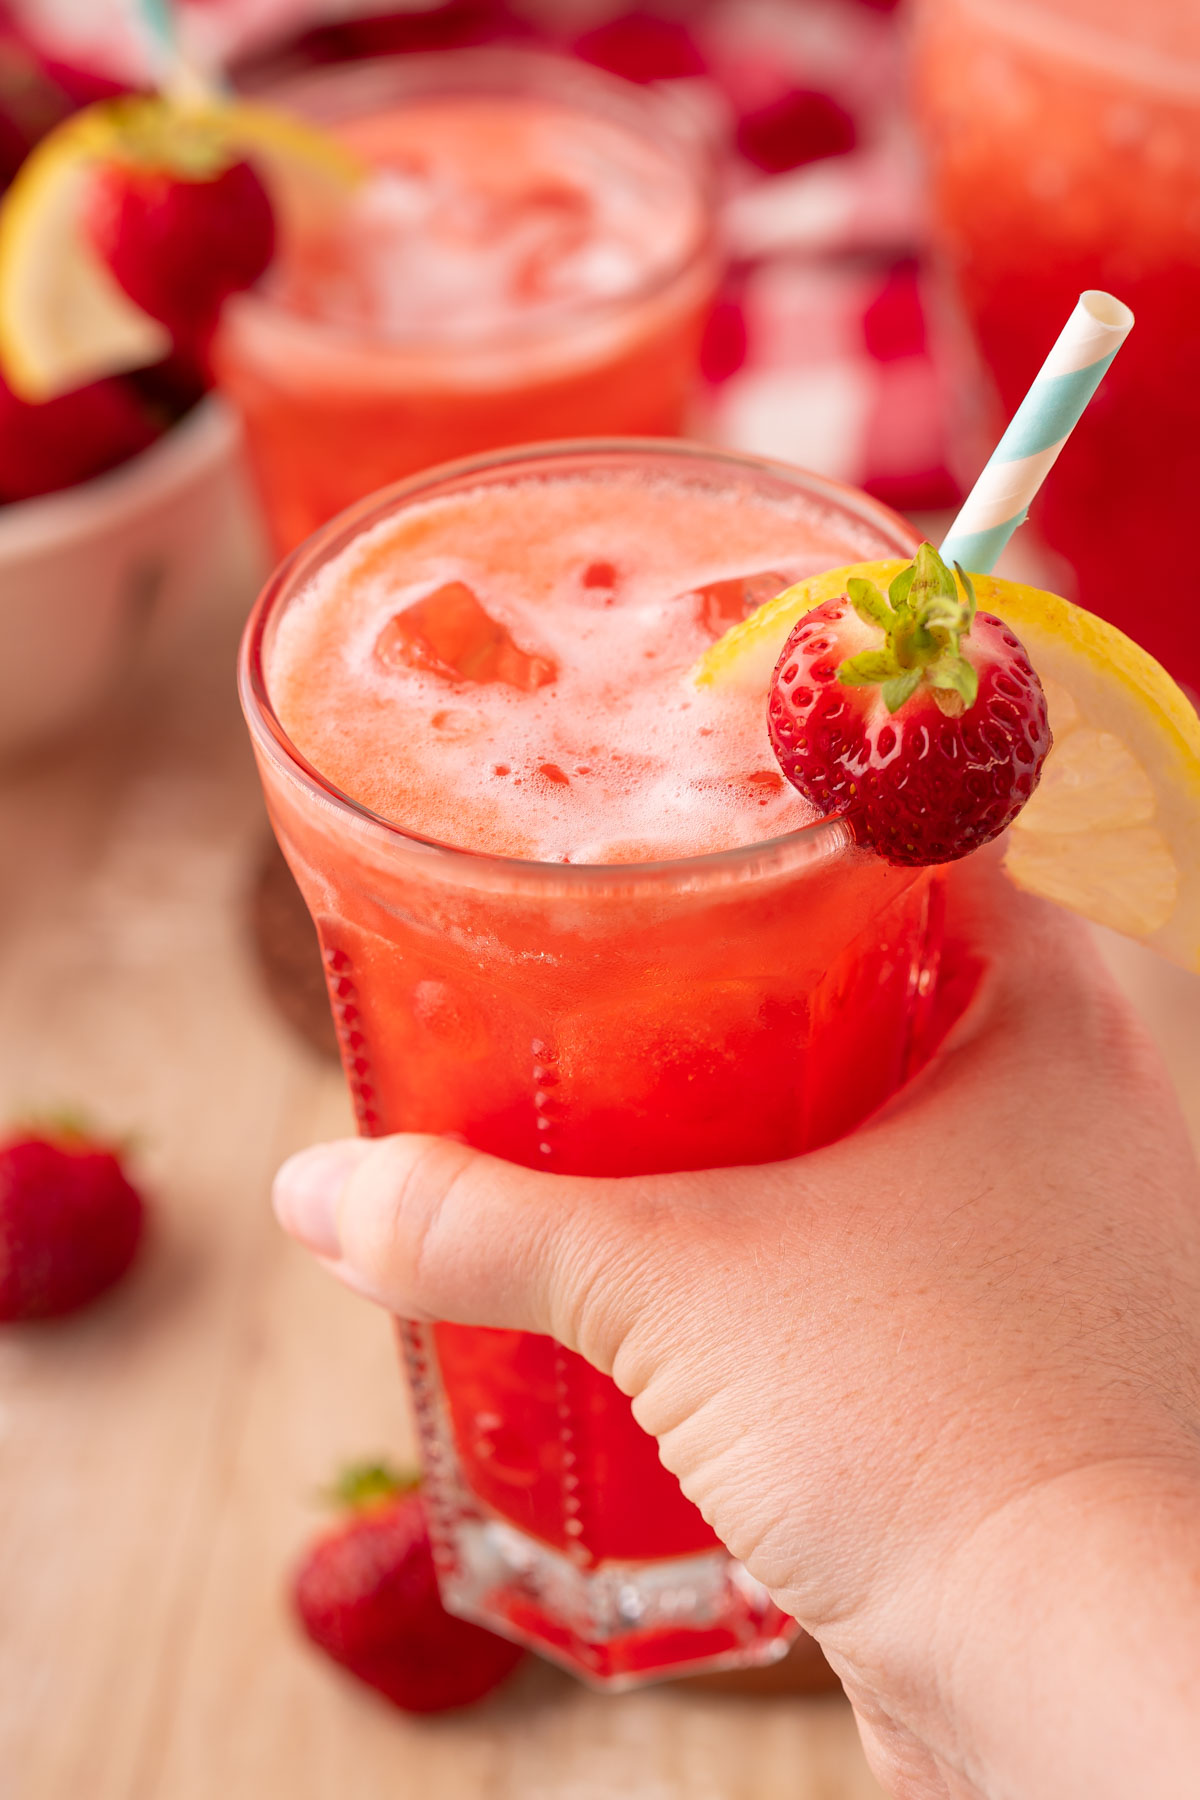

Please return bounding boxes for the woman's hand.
[275,859,1200,1800]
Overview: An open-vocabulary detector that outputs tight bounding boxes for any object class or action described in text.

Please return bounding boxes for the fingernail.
[273,1139,368,1257]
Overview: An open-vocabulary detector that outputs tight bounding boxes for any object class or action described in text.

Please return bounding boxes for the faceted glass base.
[400,1319,798,1688]
[440,1515,798,1688]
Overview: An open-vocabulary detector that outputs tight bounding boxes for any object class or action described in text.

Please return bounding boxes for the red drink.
[913,0,1200,694]
[240,441,935,1684]
[216,51,716,553]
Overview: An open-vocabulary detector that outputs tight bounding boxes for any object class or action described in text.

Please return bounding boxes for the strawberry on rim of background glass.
[84,113,275,365]
[0,84,359,497]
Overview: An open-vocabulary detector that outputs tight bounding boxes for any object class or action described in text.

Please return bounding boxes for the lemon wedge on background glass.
[694,561,1200,973]
[0,95,362,402]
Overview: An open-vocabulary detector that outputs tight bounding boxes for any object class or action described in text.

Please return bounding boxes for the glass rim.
[933,0,1200,95]
[228,45,720,356]
[238,436,921,892]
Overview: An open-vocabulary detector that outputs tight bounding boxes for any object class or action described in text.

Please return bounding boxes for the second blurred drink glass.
[217,49,718,551]
[913,0,1200,694]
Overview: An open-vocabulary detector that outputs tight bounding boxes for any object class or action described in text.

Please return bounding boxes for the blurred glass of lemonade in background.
[912,0,1200,695]
[215,50,718,553]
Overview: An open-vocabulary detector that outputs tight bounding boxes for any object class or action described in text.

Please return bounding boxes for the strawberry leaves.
[927,654,979,715]
[838,543,980,716]
[837,647,902,685]
[326,1460,421,1512]
[767,583,1052,868]
[882,668,923,713]
[845,576,894,630]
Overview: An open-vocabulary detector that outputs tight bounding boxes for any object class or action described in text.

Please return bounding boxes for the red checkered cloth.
[702,177,960,513]
[679,0,961,514]
[18,0,960,514]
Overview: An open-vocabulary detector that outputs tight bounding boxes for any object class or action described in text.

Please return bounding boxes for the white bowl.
[0,395,258,759]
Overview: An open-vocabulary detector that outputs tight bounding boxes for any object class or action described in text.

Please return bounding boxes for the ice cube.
[544,237,640,302]
[509,180,594,299]
[692,571,790,636]
[359,165,435,233]
[376,582,557,691]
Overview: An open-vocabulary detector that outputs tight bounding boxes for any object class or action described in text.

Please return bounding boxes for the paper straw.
[940,290,1134,575]
[136,0,175,69]
[134,0,216,101]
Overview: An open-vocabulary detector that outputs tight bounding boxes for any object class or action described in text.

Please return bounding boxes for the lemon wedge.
[0,107,171,400]
[693,562,1200,972]
[0,95,362,402]
[693,559,904,698]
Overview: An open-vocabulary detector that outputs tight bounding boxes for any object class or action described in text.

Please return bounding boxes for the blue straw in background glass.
[134,0,219,101]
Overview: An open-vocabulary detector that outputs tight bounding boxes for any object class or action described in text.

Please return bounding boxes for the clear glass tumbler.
[912,0,1200,694]
[217,48,718,554]
[239,440,939,1686]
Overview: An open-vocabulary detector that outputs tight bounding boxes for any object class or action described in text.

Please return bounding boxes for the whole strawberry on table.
[293,1463,526,1715]
[0,1124,145,1321]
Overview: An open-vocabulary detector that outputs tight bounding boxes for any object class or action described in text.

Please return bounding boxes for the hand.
[275,859,1200,1800]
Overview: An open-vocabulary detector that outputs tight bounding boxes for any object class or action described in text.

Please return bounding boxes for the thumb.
[272,1132,673,1366]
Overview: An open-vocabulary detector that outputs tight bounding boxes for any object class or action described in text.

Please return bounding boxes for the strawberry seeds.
[768,542,1053,866]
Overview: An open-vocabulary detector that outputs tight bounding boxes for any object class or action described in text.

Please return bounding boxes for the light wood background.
[0,505,1196,1800]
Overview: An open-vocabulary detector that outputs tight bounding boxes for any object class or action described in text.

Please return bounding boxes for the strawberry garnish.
[293,1464,525,1714]
[0,1126,145,1320]
[767,542,1052,865]
[85,128,274,353]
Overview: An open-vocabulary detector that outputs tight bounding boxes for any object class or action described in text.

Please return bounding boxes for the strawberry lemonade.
[241,442,936,1684]
[913,0,1200,692]
[216,52,716,553]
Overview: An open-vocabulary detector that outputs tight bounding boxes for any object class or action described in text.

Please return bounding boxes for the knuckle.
[340,1136,473,1309]
[562,1184,702,1372]
[406,1149,480,1306]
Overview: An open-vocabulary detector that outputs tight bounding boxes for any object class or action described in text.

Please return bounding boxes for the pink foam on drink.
[267,466,890,863]
[280,95,707,341]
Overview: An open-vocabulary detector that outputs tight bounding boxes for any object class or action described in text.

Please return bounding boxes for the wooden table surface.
[1,529,1197,1800]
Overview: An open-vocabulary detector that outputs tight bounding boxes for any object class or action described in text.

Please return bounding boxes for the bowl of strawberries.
[0,378,245,758]
[0,60,353,758]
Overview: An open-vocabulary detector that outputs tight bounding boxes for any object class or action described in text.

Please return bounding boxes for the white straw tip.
[1080,290,1134,333]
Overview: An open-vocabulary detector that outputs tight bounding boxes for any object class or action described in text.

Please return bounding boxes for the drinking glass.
[913,0,1200,694]
[218,49,718,554]
[240,440,937,1686]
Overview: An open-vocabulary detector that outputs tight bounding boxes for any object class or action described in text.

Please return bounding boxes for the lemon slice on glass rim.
[0,94,363,402]
[694,560,1200,974]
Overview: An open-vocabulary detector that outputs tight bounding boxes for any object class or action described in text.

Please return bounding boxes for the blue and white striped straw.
[135,0,176,75]
[940,290,1134,576]
[134,0,216,100]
